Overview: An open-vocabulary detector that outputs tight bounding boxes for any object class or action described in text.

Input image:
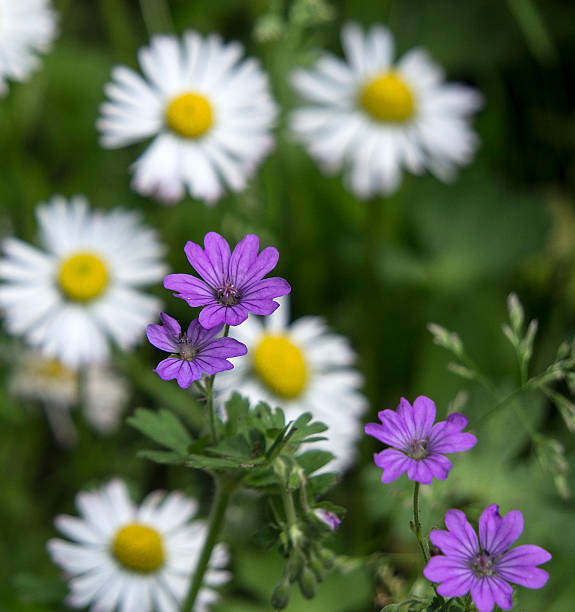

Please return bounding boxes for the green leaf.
[224,393,251,434]
[208,434,253,459]
[127,408,193,455]
[137,450,185,465]
[297,450,334,475]
[308,473,338,496]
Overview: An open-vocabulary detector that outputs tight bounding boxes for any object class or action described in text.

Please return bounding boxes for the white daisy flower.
[48,479,230,612]
[290,22,482,198]
[0,195,167,369]
[97,31,278,204]
[9,351,129,444]
[0,0,57,96]
[216,297,367,473]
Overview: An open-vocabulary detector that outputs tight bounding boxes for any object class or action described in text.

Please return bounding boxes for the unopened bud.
[286,551,304,583]
[319,548,335,570]
[298,566,317,599]
[271,578,291,610]
[309,552,325,582]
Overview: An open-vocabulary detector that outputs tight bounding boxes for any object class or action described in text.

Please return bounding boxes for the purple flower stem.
[205,324,228,444]
[412,482,429,563]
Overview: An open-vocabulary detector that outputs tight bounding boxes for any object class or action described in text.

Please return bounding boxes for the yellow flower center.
[253,334,308,399]
[37,358,76,383]
[166,92,214,139]
[58,252,109,302]
[359,72,415,123]
[112,524,165,573]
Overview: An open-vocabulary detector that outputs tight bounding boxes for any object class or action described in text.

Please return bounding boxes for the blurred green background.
[1,0,575,610]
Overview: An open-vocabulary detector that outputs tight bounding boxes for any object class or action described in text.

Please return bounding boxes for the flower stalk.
[180,477,233,612]
[412,482,428,563]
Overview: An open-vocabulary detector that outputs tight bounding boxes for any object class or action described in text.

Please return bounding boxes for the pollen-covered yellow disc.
[253,334,308,399]
[58,252,108,301]
[359,72,415,123]
[112,524,164,573]
[166,92,214,139]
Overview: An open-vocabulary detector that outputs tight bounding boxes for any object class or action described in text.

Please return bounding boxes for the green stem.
[139,0,174,35]
[206,376,218,444]
[280,483,297,527]
[180,479,232,612]
[412,482,428,562]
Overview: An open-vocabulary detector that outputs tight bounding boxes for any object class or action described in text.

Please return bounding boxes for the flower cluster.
[96,25,481,204]
[364,395,551,611]
[147,232,290,388]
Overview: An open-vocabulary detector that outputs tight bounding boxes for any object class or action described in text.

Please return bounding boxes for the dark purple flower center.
[470,551,497,578]
[215,281,241,306]
[176,334,198,361]
[406,437,429,460]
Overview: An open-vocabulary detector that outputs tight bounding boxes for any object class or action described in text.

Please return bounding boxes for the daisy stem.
[412,482,428,563]
[180,477,233,612]
[139,0,174,35]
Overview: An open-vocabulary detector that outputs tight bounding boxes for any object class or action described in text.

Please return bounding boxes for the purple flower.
[424,505,551,612]
[364,396,477,484]
[163,232,291,328]
[146,313,247,389]
[315,509,342,531]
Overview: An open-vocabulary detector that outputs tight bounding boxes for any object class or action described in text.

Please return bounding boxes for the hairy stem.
[412,482,428,562]
[180,478,232,612]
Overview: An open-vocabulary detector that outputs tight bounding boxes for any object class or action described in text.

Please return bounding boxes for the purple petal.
[199,337,247,358]
[412,396,437,437]
[198,304,227,328]
[203,232,231,284]
[429,415,477,454]
[229,234,260,286]
[146,323,178,353]
[242,277,292,300]
[164,274,215,306]
[497,545,551,588]
[445,412,469,430]
[237,245,280,288]
[154,358,186,385]
[184,240,220,286]
[430,530,472,560]
[444,509,479,557]
[240,297,282,317]
[187,319,223,345]
[176,361,200,388]
[223,304,249,326]
[479,505,523,556]
[435,571,474,598]
[315,509,341,531]
[373,448,410,483]
[423,555,471,585]
[407,459,434,484]
[194,355,235,375]
[423,454,452,481]
[369,410,411,449]
[470,576,513,612]
[396,397,417,439]
[159,313,181,337]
